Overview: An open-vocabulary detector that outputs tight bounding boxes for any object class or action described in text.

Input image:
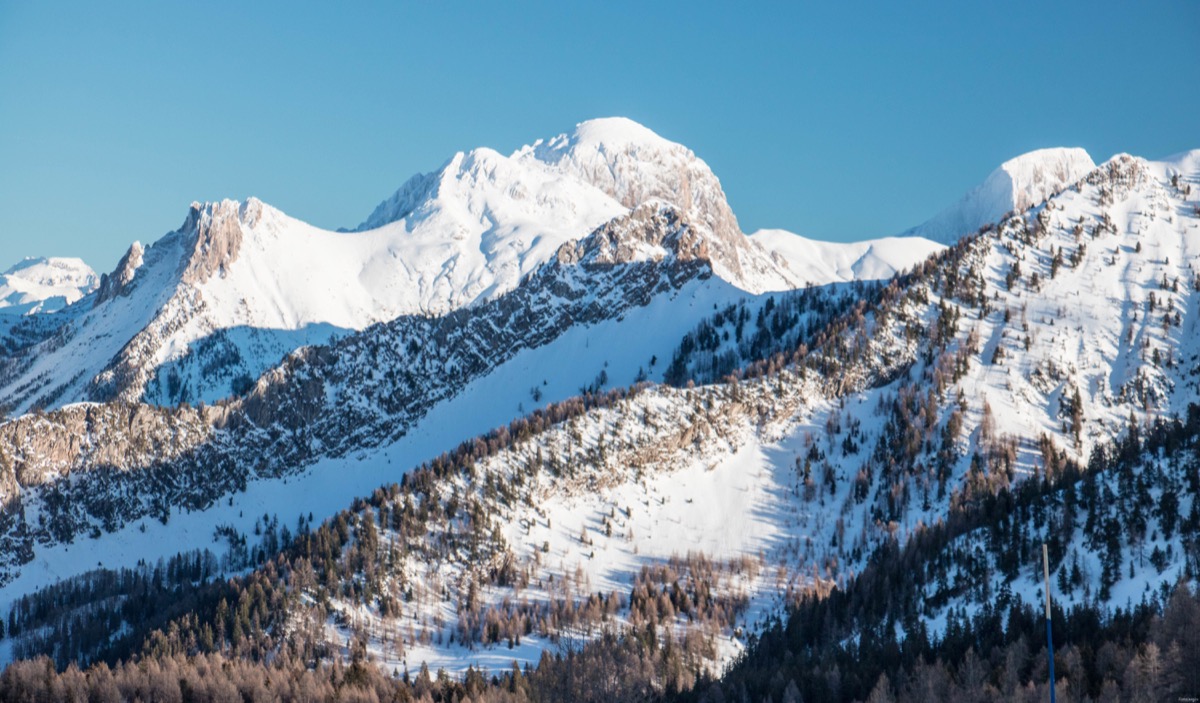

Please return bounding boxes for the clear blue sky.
[1,1,1197,273]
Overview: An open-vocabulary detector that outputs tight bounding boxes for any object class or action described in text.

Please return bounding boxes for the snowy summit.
[901,147,1096,244]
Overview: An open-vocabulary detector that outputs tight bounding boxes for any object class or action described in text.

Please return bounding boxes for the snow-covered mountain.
[901,147,1096,244]
[5,111,1199,690]
[291,147,1200,675]
[738,147,1101,286]
[0,118,930,413]
[2,144,1199,682]
[0,257,97,315]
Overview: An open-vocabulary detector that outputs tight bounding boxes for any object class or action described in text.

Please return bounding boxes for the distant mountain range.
[0,257,96,316]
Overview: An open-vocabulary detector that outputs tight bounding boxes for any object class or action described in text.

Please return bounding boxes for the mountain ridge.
[0,118,934,414]
[0,134,1197,694]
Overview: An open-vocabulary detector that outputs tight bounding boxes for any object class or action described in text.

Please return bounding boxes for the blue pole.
[1043,544,1056,703]
[1045,613,1056,703]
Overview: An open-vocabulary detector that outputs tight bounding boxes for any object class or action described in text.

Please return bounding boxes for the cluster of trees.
[684,583,1200,703]
[0,627,717,703]
[6,550,222,668]
[663,283,872,387]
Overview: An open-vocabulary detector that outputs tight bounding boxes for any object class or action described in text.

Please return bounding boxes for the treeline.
[4,513,315,669]
[684,582,1200,703]
[0,627,704,703]
[6,551,221,668]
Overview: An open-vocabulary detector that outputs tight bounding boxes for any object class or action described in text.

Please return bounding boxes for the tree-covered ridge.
[2,405,1197,702]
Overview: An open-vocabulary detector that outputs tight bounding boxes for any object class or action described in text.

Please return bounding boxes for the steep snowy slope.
[349,145,626,311]
[750,229,944,284]
[901,147,1096,244]
[0,257,97,315]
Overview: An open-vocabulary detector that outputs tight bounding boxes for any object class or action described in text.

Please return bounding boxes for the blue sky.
[1,1,1197,273]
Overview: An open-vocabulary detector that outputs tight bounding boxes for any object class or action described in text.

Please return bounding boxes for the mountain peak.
[174,199,266,286]
[93,241,144,306]
[515,117,750,273]
[535,117,675,155]
[901,146,1096,244]
[997,146,1092,171]
[996,146,1095,212]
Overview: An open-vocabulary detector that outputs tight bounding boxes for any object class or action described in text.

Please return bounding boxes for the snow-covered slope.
[750,229,944,284]
[0,257,97,315]
[901,147,1096,244]
[349,146,626,311]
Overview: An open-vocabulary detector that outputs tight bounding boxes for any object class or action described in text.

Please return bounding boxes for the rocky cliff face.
[93,242,144,306]
[178,200,250,285]
[520,117,758,282]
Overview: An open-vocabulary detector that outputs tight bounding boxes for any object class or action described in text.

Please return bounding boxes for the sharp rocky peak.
[93,241,145,306]
[175,198,279,285]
